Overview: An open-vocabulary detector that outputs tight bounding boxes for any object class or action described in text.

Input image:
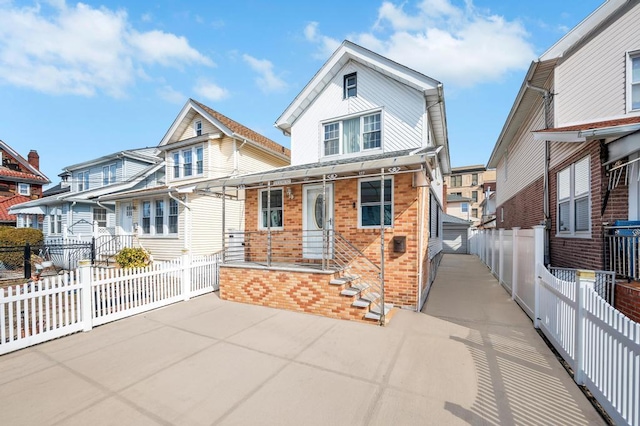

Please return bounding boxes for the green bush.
[115,247,150,269]
[0,227,44,269]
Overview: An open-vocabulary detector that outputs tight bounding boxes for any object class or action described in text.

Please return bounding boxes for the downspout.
[168,188,191,252]
[526,82,553,265]
[233,138,248,175]
[416,176,426,311]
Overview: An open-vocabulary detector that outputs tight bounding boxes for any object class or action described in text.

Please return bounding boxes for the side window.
[359,178,393,227]
[259,189,283,229]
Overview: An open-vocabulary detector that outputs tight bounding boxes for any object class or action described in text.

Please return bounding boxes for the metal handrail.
[603,225,640,281]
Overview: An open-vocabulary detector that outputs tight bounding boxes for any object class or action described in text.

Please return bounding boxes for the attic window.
[344,73,357,98]
[195,120,202,136]
[18,183,30,196]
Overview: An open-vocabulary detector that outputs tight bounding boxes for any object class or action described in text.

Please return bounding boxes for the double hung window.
[93,208,107,227]
[18,183,30,195]
[171,146,204,180]
[323,112,382,157]
[102,164,116,186]
[77,171,90,191]
[343,73,357,98]
[359,178,393,227]
[558,156,590,235]
[140,198,179,235]
[259,189,283,229]
[629,52,640,111]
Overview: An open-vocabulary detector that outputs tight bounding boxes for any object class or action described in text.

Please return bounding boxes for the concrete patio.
[0,254,606,425]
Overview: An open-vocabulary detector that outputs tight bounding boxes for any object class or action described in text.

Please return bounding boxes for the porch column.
[322,174,327,271]
[267,181,272,267]
[222,185,226,263]
[379,168,386,324]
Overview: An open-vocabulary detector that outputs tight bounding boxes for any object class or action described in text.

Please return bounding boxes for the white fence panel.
[190,253,222,296]
[91,260,184,327]
[0,272,84,355]
[502,230,514,293]
[514,229,536,319]
[537,264,578,369]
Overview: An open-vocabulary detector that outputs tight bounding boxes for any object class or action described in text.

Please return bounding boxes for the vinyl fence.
[471,226,640,426]
[1,253,221,356]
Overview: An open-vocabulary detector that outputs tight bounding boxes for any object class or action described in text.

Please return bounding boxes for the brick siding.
[615,282,640,323]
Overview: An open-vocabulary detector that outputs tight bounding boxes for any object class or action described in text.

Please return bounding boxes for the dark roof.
[450,164,486,174]
[535,116,640,133]
[191,99,291,158]
[447,194,473,203]
[442,213,472,226]
[0,194,31,222]
[43,183,71,197]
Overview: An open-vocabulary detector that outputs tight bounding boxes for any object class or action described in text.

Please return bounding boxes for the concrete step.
[329,274,360,286]
[352,292,380,308]
[364,303,394,321]
[340,283,370,297]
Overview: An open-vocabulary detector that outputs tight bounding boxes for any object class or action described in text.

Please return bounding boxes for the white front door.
[120,202,134,235]
[302,184,334,259]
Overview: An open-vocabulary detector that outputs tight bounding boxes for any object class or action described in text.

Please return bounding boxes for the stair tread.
[340,288,360,297]
[361,292,380,302]
[369,303,393,315]
[352,299,371,308]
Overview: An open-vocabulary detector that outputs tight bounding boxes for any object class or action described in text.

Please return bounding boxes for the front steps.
[329,272,396,324]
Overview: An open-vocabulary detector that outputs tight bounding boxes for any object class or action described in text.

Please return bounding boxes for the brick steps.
[330,271,393,324]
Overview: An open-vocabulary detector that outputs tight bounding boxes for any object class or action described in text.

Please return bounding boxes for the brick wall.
[235,173,424,310]
[615,282,640,323]
[495,177,545,230]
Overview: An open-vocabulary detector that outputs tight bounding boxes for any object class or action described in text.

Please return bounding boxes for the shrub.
[0,227,44,269]
[115,247,150,269]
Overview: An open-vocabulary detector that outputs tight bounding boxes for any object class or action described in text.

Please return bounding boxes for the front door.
[120,202,134,235]
[302,184,334,259]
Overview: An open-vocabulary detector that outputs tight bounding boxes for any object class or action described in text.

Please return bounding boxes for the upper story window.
[471,173,478,185]
[259,189,283,229]
[102,164,116,186]
[472,191,478,203]
[171,146,204,180]
[343,73,357,98]
[557,156,590,236]
[629,51,640,111]
[17,183,30,196]
[323,112,381,157]
[461,203,469,213]
[451,175,462,187]
[195,120,203,136]
[358,177,393,228]
[77,171,90,191]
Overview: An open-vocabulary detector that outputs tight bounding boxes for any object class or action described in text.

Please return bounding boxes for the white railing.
[470,226,640,425]
[538,263,640,426]
[0,253,222,355]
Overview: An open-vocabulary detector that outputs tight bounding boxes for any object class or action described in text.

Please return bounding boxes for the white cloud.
[0,1,213,97]
[157,85,185,104]
[304,22,341,60]
[242,54,287,93]
[306,0,535,88]
[194,79,229,102]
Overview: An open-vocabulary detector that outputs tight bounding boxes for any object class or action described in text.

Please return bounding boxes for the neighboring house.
[487,0,640,278]
[444,165,496,226]
[209,40,451,323]
[98,99,291,260]
[0,141,50,227]
[480,181,497,228]
[442,213,472,254]
[446,194,474,224]
[10,148,163,242]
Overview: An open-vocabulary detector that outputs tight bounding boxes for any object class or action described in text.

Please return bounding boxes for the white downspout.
[233,138,248,175]
[168,188,191,251]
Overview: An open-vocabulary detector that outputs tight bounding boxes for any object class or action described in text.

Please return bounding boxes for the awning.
[9,205,46,215]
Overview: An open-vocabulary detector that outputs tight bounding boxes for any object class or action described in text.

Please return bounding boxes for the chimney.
[28,150,40,170]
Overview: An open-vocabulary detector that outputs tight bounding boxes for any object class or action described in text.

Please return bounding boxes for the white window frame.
[77,171,90,191]
[344,72,357,98]
[258,188,284,230]
[322,110,383,158]
[195,120,203,136]
[102,163,116,186]
[357,176,394,229]
[627,50,640,112]
[556,156,591,238]
[170,146,204,181]
[17,183,30,196]
[93,207,107,228]
[49,212,62,235]
[140,198,179,237]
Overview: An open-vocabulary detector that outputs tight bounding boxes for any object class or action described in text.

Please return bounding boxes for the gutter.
[168,187,191,210]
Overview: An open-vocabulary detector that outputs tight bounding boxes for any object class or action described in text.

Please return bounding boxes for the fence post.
[499,229,504,284]
[512,227,519,301]
[533,225,545,329]
[491,229,497,275]
[79,259,93,332]
[574,271,586,385]
[24,242,31,279]
[182,252,191,301]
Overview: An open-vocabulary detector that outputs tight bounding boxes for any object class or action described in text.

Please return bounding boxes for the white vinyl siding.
[290,61,425,166]
[177,116,219,141]
[554,2,640,124]
[235,141,289,175]
[557,156,590,236]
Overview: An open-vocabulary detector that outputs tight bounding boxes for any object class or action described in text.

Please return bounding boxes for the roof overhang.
[8,205,45,215]
[532,121,640,143]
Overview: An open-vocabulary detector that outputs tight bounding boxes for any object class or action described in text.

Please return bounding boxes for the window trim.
[258,188,284,230]
[77,170,90,192]
[357,176,394,229]
[93,207,107,228]
[627,50,640,112]
[321,110,383,158]
[556,156,591,238]
[451,175,462,187]
[195,120,203,136]
[343,72,357,99]
[170,145,204,181]
[17,183,30,196]
[139,198,180,237]
[102,163,117,186]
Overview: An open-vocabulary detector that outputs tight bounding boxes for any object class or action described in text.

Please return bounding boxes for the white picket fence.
[0,253,221,355]
[471,226,640,426]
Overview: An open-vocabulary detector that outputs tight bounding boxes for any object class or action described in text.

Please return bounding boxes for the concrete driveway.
[0,255,605,425]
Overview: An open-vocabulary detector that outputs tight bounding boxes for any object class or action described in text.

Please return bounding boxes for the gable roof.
[0,140,50,184]
[488,0,632,168]
[158,99,290,160]
[62,147,160,172]
[275,40,450,174]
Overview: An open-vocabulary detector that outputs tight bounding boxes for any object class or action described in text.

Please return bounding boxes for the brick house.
[487,0,640,321]
[444,165,496,226]
[0,140,50,227]
[204,41,451,324]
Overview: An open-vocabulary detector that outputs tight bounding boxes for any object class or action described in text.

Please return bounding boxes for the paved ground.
[0,254,605,425]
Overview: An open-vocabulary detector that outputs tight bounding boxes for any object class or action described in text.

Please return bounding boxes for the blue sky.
[0,0,604,187]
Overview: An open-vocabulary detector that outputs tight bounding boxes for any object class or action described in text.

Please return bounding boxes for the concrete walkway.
[0,255,605,425]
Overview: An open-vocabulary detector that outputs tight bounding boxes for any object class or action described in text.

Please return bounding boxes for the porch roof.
[195,148,438,190]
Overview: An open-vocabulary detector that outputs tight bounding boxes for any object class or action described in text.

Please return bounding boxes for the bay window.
[323,112,382,157]
[359,177,393,228]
